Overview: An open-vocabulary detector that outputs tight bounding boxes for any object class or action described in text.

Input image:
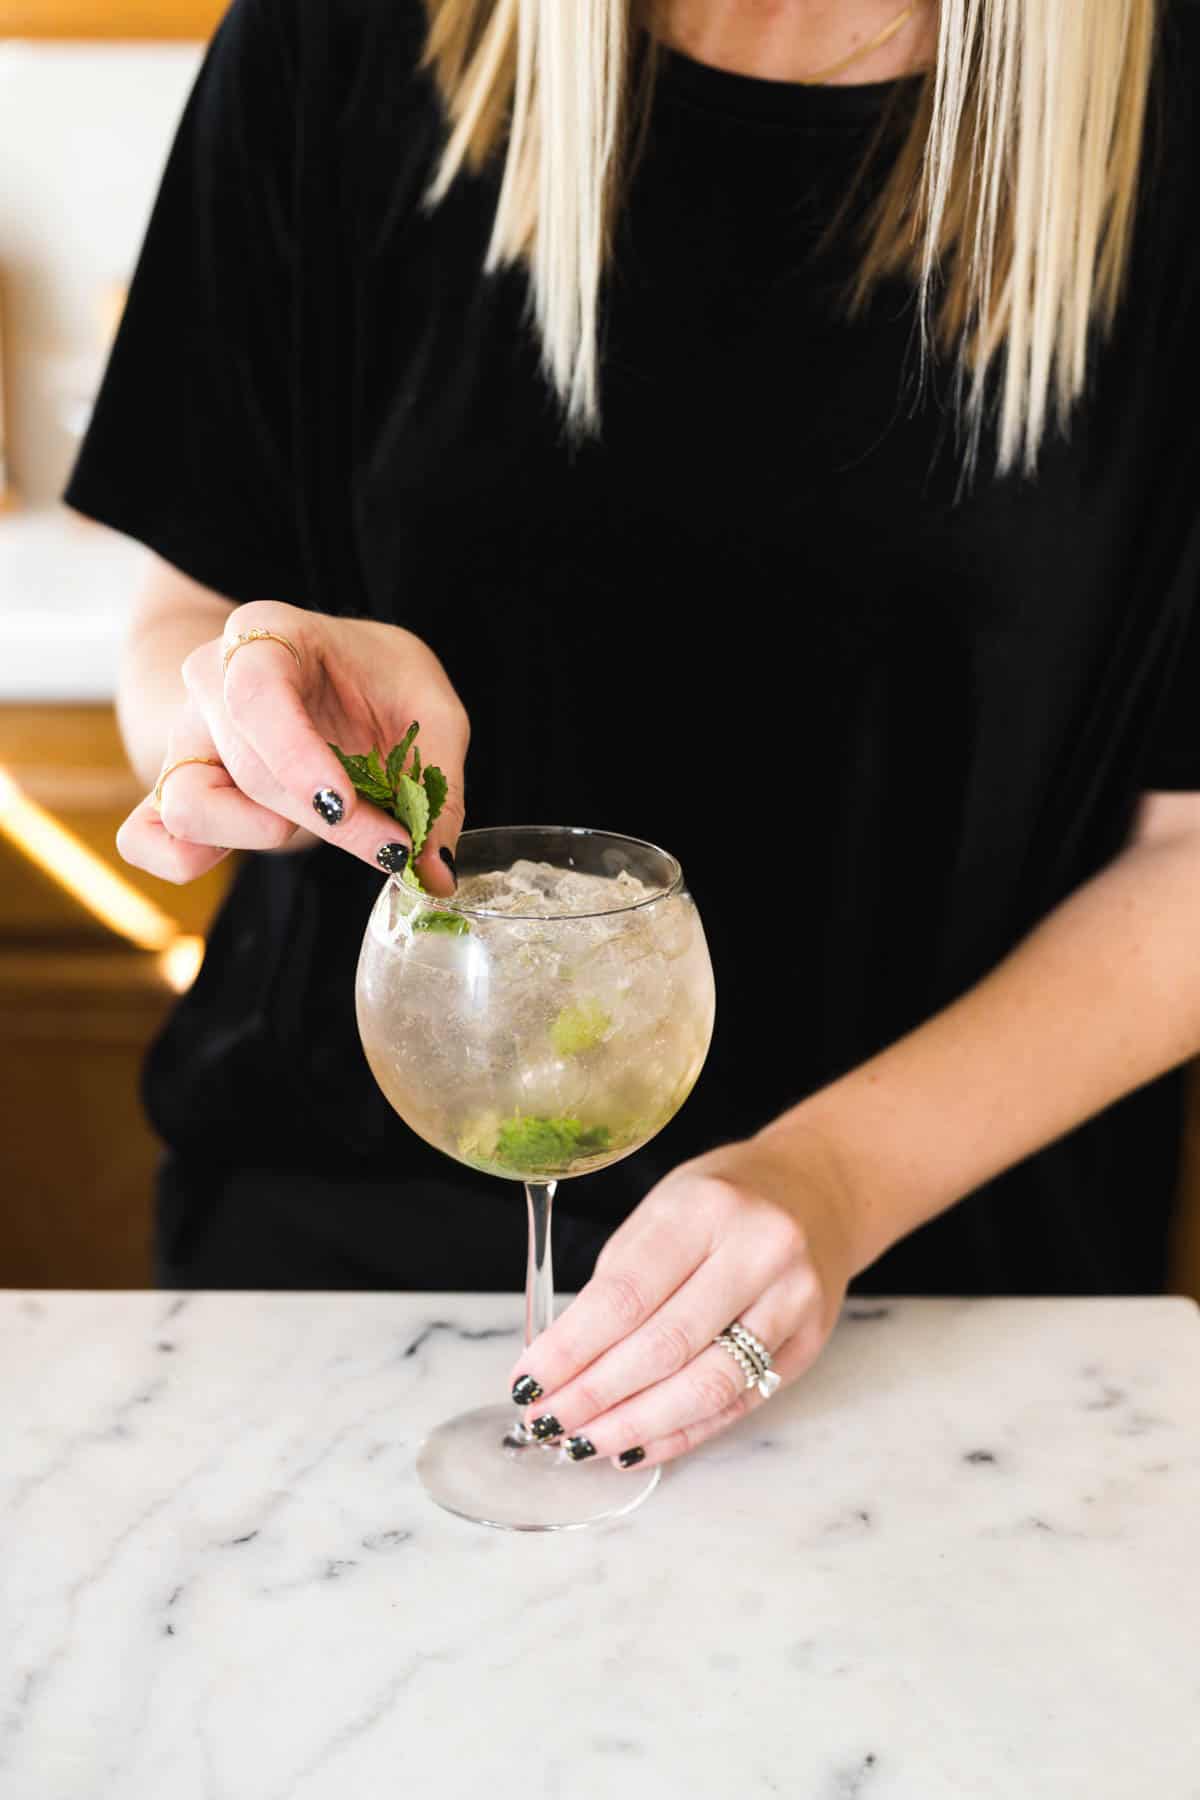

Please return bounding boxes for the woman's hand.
[116,600,469,889]
[508,1125,862,1472]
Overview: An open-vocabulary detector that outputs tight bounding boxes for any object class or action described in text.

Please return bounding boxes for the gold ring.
[222,628,303,679]
[153,756,224,811]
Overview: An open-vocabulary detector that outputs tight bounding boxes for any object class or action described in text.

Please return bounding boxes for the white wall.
[0,40,204,505]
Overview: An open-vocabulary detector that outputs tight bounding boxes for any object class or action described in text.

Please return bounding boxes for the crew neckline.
[651,36,927,128]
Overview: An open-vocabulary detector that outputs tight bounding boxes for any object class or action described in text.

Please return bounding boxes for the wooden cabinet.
[0,704,232,1286]
[1,951,179,1286]
[0,0,224,36]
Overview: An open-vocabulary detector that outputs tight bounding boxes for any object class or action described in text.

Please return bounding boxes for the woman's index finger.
[219,646,414,874]
[508,1220,702,1406]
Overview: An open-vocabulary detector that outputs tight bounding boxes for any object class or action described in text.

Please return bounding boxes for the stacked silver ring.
[713,1320,782,1400]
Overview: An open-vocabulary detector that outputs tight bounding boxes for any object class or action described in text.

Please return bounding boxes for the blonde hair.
[424,0,1158,478]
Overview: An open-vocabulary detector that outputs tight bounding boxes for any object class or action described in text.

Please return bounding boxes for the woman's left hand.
[508,1126,863,1471]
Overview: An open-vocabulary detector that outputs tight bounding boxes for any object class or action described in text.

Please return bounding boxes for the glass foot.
[416,1402,661,1531]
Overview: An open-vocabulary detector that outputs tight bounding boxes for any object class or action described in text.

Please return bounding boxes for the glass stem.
[505,1181,557,1450]
[524,1180,557,1348]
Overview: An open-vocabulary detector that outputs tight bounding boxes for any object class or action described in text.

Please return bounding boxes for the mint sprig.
[329,722,449,897]
[493,1116,611,1173]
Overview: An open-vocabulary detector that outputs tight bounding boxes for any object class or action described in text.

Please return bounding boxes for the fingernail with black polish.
[617,1447,646,1469]
[312,787,345,826]
[565,1436,596,1462]
[512,1375,543,1405]
[377,842,410,875]
[530,1414,562,1441]
[439,845,458,886]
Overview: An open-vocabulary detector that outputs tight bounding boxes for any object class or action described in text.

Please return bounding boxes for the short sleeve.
[63,0,303,604]
[1141,591,1200,791]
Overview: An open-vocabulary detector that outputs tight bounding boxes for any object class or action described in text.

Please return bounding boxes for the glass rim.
[395,825,684,923]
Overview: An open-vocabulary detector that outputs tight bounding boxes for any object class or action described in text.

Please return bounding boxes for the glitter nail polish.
[512,1375,543,1405]
[617,1447,646,1468]
[312,788,344,826]
[565,1436,596,1462]
[530,1415,562,1441]
[377,842,410,874]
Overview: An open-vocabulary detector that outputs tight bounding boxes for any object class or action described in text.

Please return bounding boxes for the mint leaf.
[414,911,470,935]
[493,1115,611,1173]
[390,773,430,856]
[422,765,448,830]
[329,745,371,786]
[330,722,449,887]
[329,744,390,804]
[387,723,419,788]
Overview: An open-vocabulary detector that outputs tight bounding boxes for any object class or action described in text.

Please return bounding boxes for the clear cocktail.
[355,826,715,1530]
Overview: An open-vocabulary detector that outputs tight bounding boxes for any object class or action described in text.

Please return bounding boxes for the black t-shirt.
[66,0,1200,1294]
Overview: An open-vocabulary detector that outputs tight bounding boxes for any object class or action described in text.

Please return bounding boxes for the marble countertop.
[2,1290,1198,1799]
[0,506,148,701]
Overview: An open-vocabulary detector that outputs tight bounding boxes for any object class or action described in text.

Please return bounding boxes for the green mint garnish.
[414,911,470,935]
[550,999,611,1057]
[493,1115,611,1172]
[329,723,452,903]
[389,775,430,868]
[421,764,448,826]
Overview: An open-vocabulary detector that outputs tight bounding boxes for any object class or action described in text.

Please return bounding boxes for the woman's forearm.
[762,823,1200,1274]
[117,564,233,788]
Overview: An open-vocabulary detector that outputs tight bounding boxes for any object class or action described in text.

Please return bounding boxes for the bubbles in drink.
[357,859,715,1181]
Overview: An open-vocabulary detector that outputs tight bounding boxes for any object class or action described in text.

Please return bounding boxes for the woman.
[67,0,1200,1474]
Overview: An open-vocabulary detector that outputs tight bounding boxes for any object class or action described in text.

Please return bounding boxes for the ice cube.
[455,861,656,920]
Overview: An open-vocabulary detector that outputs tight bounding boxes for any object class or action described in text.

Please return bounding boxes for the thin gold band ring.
[153,756,224,812]
[222,628,303,680]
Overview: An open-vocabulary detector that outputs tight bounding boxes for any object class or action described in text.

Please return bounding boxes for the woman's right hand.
[116,600,469,892]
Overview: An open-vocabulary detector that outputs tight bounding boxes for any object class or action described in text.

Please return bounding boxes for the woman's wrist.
[751,1103,891,1280]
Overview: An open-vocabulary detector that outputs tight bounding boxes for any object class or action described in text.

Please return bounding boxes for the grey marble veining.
[2,1291,1198,1798]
